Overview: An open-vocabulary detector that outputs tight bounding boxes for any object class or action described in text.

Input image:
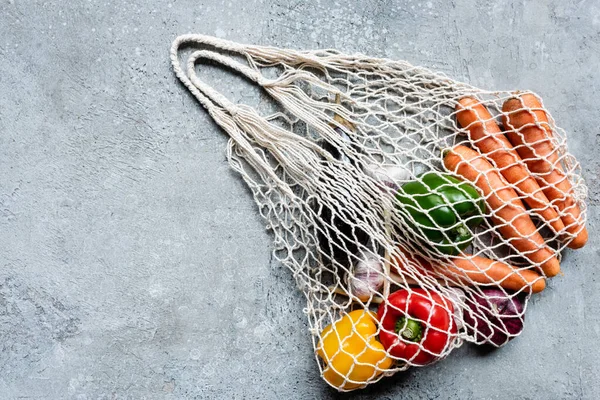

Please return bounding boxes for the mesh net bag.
[170,35,588,391]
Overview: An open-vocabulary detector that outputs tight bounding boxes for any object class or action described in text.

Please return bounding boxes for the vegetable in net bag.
[170,35,588,391]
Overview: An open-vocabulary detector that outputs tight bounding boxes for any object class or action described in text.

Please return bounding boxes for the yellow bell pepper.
[316,309,393,390]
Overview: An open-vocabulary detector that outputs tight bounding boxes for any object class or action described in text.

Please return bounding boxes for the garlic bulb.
[347,252,385,301]
[364,163,411,191]
[444,287,465,331]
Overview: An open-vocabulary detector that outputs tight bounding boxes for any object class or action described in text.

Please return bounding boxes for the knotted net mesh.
[170,35,587,391]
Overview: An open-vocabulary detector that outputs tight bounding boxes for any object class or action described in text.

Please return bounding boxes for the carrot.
[502,93,587,249]
[443,145,560,277]
[446,254,545,293]
[394,253,545,293]
[455,97,565,234]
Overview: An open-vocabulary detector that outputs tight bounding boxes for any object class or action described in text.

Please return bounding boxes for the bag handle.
[171,35,357,200]
[171,36,301,198]
[171,34,341,115]
[170,35,267,115]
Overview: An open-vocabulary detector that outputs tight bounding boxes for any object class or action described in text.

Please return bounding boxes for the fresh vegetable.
[444,255,545,293]
[396,172,485,255]
[443,145,560,277]
[394,253,545,294]
[316,95,368,265]
[502,93,588,249]
[348,251,385,301]
[377,289,457,366]
[455,97,565,234]
[316,200,369,266]
[316,310,393,390]
[463,288,525,347]
[364,163,411,192]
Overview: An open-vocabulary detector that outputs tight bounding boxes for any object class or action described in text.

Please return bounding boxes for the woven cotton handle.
[171,38,300,197]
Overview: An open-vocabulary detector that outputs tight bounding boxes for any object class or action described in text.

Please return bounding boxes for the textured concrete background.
[0,0,598,398]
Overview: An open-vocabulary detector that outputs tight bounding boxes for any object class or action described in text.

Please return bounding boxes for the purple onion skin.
[464,289,525,347]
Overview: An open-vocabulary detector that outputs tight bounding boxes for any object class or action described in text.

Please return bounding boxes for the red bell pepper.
[377,288,457,366]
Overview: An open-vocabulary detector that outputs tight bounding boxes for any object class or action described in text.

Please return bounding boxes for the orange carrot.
[394,253,545,293]
[456,97,565,234]
[443,145,560,277]
[502,93,587,249]
[446,254,545,293]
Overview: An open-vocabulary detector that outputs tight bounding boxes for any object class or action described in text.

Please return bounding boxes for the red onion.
[463,289,525,347]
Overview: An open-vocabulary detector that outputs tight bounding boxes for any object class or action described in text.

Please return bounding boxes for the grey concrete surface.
[0,0,599,398]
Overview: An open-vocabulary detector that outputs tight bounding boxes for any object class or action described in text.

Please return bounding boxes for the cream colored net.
[170,35,587,391]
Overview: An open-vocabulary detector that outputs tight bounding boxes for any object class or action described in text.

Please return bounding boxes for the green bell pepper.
[396,172,485,255]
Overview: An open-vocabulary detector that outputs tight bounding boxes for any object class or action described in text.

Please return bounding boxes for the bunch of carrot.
[397,93,586,295]
[414,93,587,294]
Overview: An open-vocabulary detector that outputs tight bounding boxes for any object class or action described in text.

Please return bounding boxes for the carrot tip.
[543,258,561,278]
[532,278,546,293]
[566,228,588,249]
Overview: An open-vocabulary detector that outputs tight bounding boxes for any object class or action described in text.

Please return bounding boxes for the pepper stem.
[395,317,423,342]
[456,224,470,238]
